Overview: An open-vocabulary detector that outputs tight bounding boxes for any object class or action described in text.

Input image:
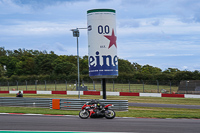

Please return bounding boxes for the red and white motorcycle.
[79,100,115,119]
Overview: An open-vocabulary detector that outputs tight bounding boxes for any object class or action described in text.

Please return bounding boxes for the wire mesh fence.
[0,79,180,94]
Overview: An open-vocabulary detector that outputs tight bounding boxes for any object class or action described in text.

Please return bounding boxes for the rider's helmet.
[90,99,96,103]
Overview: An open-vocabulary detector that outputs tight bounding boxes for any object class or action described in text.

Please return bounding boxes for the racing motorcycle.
[79,100,115,119]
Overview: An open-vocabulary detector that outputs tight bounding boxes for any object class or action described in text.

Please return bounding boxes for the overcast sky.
[0,0,200,71]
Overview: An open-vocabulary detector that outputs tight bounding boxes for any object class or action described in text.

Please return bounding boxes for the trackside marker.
[52,99,60,109]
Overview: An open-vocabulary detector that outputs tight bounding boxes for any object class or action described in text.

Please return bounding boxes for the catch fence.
[0,80,179,93]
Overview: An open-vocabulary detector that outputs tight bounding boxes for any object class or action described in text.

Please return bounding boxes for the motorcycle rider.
[16,90,23,97]
[88,99,104,116]
[88,99,104,109]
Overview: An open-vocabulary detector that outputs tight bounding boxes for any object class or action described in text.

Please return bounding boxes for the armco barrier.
[1,91,200,98]
[0,97,128,111]
[50,99,128,111]
[0,97,51,108]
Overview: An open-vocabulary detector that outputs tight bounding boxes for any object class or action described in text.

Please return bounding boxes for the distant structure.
[87,9,118,79]
[178,80,200,94]
[87,9,118,99]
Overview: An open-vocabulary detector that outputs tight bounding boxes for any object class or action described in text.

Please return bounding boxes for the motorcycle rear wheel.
[105,109,115,119]
[79,110,90,119]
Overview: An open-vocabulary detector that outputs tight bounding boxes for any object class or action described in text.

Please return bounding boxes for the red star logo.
[104,29,117,49]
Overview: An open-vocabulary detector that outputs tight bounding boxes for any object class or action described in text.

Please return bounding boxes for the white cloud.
[0,20,87,36]
[1,0,200,71]
[55,42,68,52]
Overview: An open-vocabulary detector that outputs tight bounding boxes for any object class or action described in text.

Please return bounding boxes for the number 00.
[98,25,109,34]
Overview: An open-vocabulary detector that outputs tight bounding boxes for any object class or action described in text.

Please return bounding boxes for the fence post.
[142,80,144,93]
[16,80,18,91]
[101,79,102,90]
[25,80,27,91]
[128,80,130,92]
[65,80,67,91]
[82,80,84,88]
[156,80,159,93]
[170,80,171,94]
[186,81,189,94]
[75,80,77,90]
[55,80,57,91]
[7,81,9,91]
[35,80,38,91]
[113,80,114,92]
[44,80,46,91]
[0,82,1,91]
[93,80,95,90]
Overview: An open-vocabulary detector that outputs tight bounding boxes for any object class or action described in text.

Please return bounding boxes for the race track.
[0,114,200,133]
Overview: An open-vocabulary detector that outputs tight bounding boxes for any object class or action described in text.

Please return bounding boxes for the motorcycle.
[79,100,116,119]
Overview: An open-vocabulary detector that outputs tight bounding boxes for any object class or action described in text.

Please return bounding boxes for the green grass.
[0,82,178,93]
[1,94,200,119]
[118,106,200,119]
[0,106,199,119]
[1,94,200,105]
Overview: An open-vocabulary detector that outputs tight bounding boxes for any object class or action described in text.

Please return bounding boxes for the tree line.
[0,47,200,82]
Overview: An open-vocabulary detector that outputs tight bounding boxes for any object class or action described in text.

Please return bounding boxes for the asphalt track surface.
[129,103,200,109]
[1,114,200,133]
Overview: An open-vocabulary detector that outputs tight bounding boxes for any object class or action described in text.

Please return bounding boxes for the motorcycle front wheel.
[105,109,115,119]
[79,110,90,119]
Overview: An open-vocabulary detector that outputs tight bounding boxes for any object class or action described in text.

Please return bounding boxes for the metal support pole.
[35,80,37,91]
[75,80,77,90]
[25,80,27,91]
[65,80,67,91]
[102,78,106,99]
[170,80,171,94]
[186,81,189,94]
[93,80,95,90]
[142,80,144,93]
[77,36,80,99]
[7,81,9,91]
[44,80,46,91]
[71,28,86,99]
[101,79,103,90]
[156,80,159,93]
[55,80,57,91]
[16,80,18,91]
[113,80,114,92]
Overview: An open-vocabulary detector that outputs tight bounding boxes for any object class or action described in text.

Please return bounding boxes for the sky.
[0,0,200,71]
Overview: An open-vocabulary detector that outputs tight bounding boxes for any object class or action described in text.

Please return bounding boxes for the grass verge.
[0,106,199,119]
[1,94,200,105]
[1,94,200,119]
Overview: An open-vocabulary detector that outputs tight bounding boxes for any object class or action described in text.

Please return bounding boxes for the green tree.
[52,57,77,75]
[34,53,58,75]
[118,59,134,74]
[15,57,35,75]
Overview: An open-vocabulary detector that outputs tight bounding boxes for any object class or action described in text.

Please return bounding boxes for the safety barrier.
[0,97,128,111]
[50,99,128,111]
[0,97,52,108]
